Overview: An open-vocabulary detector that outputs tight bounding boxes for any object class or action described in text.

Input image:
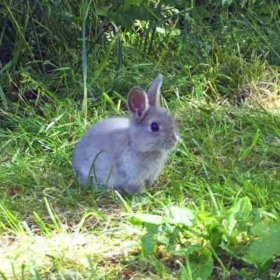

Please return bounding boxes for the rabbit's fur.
[73,74,178,194]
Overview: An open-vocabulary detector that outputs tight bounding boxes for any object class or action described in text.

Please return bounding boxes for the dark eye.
[150,122,159,132]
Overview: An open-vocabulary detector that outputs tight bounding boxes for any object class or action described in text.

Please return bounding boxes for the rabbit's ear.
[128,87,149,120]
[147,74,163,106]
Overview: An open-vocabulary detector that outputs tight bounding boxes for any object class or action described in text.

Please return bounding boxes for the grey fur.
[72,74,178,194]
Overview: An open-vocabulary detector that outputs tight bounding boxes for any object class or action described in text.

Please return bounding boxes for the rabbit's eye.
[150,122,159,132]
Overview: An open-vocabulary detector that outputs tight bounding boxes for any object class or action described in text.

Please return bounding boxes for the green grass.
[1,1,280,279]
[1,88,280,279]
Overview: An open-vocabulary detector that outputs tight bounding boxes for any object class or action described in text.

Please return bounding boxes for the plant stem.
[82,0,93,121]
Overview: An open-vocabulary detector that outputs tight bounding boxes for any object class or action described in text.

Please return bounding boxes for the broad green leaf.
[145,223,160,234]
[166,206,194,227]
[230,197,252,220]
[170,29,181,36]
[166,225,180,245]
[225,197,252,235]
[188,249,214,280]
[141,233,156,256]
[246,223,280,266]
[170,244,201,257]
[156,27,165,34]
[208,224,224,248]
[157,235,169,245]
[222,0,233,7]
[95,7,110,16]
[155,27,180,36]
[132,213,163,225]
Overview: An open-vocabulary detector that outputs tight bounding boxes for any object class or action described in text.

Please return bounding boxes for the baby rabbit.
[73,74,178,194]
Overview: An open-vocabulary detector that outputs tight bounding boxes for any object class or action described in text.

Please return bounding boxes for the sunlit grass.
[1,1,280,278]
[1,86,280,278]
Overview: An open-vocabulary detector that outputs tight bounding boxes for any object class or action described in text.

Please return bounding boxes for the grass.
[1,1,280,279]
[1,87,280,279]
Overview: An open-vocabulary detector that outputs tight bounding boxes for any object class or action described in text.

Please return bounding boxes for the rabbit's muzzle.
[165,131,179,150]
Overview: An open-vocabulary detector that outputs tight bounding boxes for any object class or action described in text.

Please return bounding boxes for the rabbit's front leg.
[114,184,142,194]
[122,184,142,194]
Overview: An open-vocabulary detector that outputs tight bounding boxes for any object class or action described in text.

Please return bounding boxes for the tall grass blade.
[0,271,8,280]
[33,211,50,234]
[29,266,42,280]
[87,256,100,280]
[0,86,8,110]
[81,0,93,120]
[0,202,24,233]
[2,0,33,56]
[93,36,117,80]
[206,185,221,216]
[44,198,61,231]
[114,191,133,214]
[110,21,123,91]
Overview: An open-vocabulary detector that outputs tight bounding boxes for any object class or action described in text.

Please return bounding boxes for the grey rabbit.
[72,74,179,194]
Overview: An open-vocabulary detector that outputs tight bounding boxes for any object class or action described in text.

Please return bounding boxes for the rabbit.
[72,74,179,194]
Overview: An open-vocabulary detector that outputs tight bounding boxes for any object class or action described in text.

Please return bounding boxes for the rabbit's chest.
[118,150,168,183]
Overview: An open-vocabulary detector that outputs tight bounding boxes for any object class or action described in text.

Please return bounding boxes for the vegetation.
[1,0,280,279]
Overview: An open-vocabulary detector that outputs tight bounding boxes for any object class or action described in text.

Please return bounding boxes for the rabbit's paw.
[122,184,142,195]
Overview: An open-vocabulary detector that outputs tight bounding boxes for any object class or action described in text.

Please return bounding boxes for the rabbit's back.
[72,117,129,185]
